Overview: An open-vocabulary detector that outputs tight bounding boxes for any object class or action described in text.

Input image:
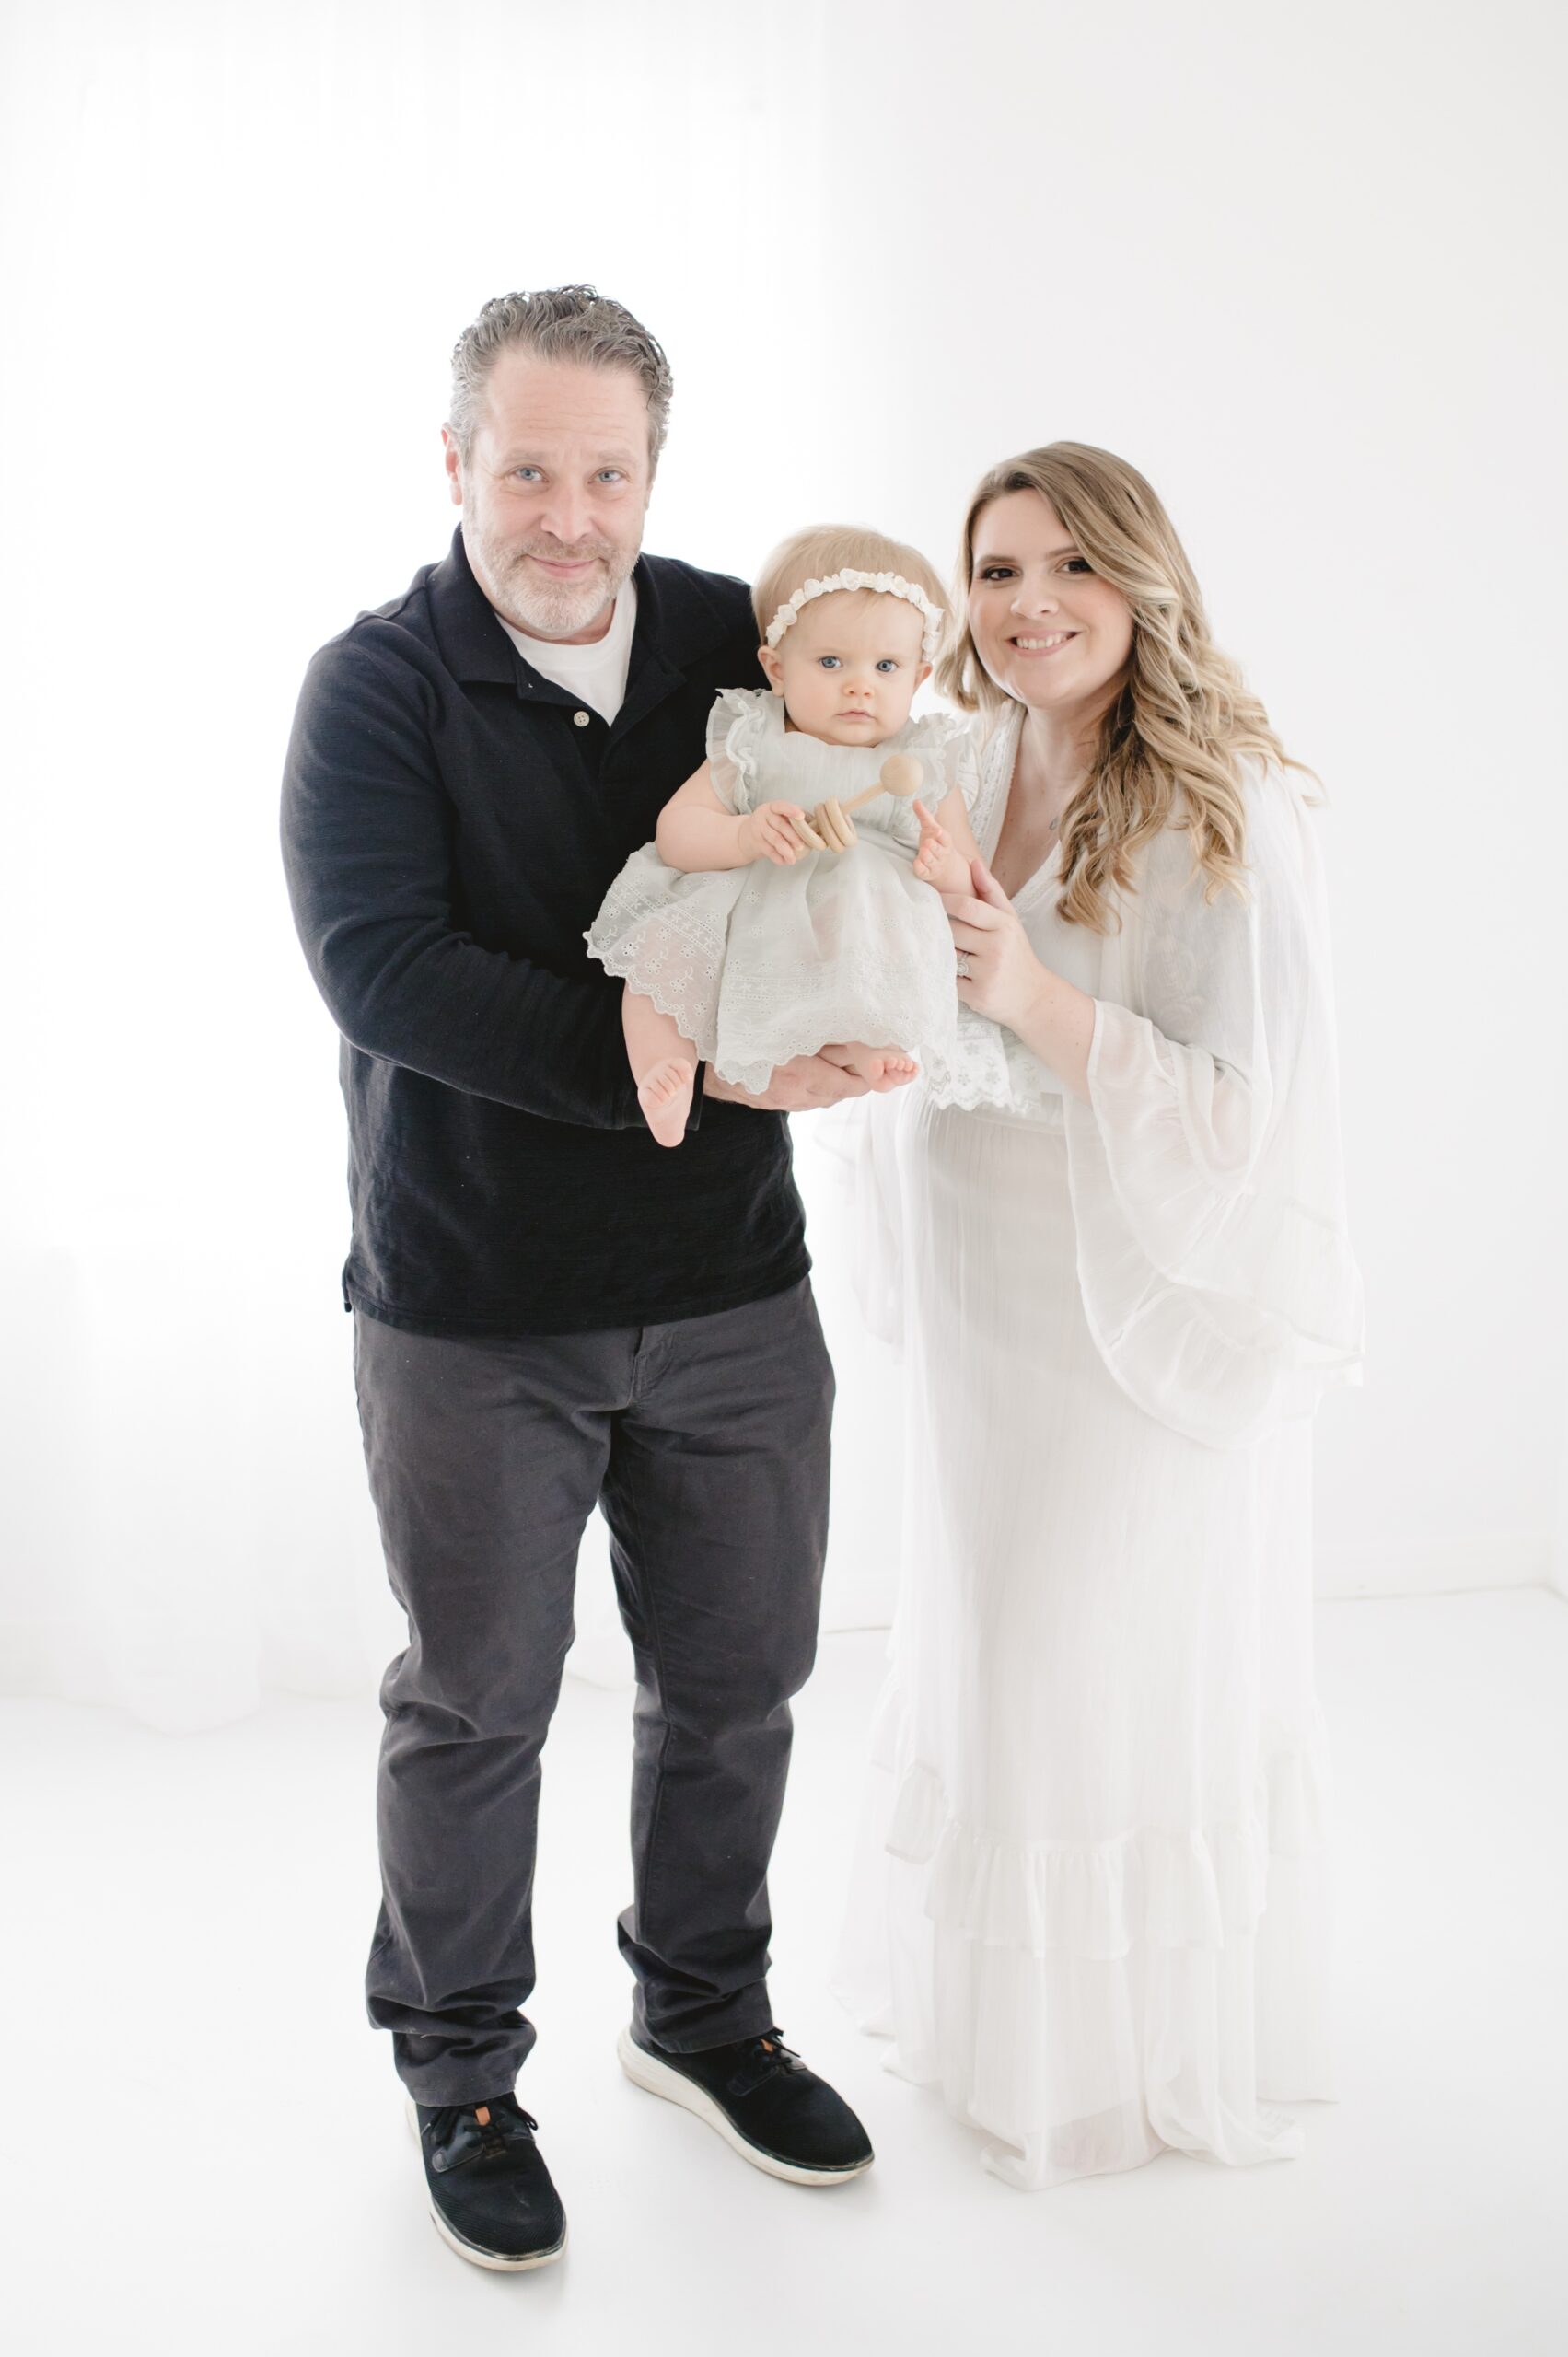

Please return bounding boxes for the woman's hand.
[944,857,1097,1099]
[942,858,1050,1029]
[736,801,824,865]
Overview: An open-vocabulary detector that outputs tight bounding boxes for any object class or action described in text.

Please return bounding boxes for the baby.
[587,525,983,1146]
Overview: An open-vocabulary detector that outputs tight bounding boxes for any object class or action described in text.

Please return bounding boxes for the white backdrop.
[2,0,1563,1730]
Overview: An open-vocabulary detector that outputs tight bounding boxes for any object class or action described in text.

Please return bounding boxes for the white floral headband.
[764,568,945,663]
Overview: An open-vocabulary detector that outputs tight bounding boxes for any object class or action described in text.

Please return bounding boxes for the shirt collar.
[425,527,747,700]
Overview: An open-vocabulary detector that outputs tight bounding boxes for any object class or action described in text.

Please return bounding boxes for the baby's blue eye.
[818,656,842,670]
[876,659,899,674]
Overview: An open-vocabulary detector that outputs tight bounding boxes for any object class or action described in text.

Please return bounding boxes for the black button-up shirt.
[281,528,809,1336]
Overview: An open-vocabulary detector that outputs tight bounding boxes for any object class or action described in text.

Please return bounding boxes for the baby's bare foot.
[638,1057,695,1148]
[835,1043,918,1090]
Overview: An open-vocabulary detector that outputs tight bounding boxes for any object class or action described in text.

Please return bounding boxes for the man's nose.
[538,488,594,548]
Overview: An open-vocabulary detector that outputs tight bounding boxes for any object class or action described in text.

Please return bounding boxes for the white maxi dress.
[833,707,1364,2189]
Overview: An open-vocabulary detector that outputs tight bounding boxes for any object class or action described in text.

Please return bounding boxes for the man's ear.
[441,425,463,509]
[757,643,785,694]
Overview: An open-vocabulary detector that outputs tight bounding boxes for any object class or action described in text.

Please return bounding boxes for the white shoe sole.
[404,2097,567,2271]
[616,2028,873,2188]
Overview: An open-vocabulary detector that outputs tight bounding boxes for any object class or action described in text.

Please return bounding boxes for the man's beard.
[466,505,636,640]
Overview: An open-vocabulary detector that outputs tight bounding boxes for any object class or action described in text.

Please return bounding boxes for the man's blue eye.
[598,470,624,483]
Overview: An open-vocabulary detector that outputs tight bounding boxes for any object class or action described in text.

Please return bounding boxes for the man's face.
[444,352,653,643]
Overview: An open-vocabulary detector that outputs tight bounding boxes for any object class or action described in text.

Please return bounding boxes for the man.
[282,286,879,2273]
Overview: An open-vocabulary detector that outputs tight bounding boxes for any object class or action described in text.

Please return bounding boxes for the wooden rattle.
[806,752,925,853]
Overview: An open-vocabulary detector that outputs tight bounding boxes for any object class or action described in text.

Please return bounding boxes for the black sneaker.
[617,2025,874,2186]
[407,2093,566,2271]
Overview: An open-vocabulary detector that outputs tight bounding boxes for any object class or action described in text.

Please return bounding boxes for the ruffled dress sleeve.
[703,688,774,815]
[1063,765,1364,1446]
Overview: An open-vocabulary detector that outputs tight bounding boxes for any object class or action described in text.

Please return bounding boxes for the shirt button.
[573,709,591,727]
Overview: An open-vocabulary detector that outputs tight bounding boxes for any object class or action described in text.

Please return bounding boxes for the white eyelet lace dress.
[830,705,1365,2189]
[586,688,978,1092]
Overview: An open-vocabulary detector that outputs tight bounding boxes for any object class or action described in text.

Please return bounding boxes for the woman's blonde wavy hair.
[936,443,1306,932]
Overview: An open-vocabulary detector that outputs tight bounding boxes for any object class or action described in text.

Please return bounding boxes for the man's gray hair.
[447,284,674,469]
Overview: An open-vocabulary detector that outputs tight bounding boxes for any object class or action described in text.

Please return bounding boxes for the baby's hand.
[738,800,823,865]
[912,799,958,888]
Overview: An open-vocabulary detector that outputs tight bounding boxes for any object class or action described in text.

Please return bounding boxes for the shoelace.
[426,2097,539,2170]
[729,2030,803,2099]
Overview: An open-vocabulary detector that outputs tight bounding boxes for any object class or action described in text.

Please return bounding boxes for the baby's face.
[760,592,929,748]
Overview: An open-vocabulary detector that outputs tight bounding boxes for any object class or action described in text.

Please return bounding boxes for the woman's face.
[967,490,1134,720]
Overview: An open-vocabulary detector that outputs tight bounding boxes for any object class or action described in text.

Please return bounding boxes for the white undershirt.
[497,577,639,723]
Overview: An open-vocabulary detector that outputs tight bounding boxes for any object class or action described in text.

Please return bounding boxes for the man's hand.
[703,1051,880,1111]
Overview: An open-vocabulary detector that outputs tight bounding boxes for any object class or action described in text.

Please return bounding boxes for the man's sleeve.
[280,632,645,1131]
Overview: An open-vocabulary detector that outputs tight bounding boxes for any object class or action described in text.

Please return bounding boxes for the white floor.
[5,1590,1565,2357]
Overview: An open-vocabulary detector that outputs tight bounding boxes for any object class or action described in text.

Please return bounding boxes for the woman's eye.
[818,656,842,671]
[1063,557,1092,574]
[978,566,1015,583]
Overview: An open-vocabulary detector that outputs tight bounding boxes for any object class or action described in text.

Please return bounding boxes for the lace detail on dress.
[703,948,955,1092]
[969,708,1018,844]
[585,849,737,1051]
[922,1004,1066,1118]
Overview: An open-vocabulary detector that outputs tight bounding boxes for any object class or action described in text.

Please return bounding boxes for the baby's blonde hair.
[751,524,947,646]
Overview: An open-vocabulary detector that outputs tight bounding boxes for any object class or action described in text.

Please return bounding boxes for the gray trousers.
[352,1281,833,2106]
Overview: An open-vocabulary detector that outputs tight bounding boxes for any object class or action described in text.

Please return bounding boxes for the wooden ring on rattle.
[815,753,925,853]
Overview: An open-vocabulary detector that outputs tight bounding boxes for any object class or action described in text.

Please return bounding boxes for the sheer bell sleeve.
[1063,764,1364,1447]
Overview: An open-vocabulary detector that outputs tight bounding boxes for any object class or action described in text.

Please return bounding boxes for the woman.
[833,445,1364,2189]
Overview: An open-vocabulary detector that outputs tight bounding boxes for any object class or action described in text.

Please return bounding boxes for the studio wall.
[3,0,1562,1725]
